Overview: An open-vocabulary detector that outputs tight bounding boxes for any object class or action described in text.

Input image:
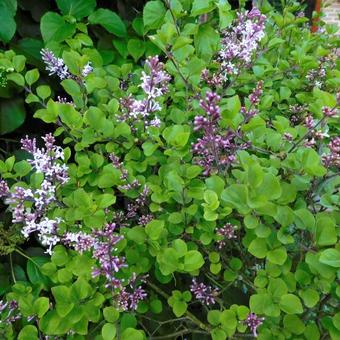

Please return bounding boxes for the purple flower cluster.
[244,313,264,337]
[126,186,150,219]
[218,8,266,78]
[116,273,147,311]
[110,153,128,180]
[216,223,237,249]
[0,300,21,325]
[81,62,93,77]
[192,92,242,175]
[322,106,337,118]
[241,80,263,119]
[64,223,126,288]
[306,51,338,89]
[41,49,93,80]
[190,278,219,305]
[120,56,170,127]
[322,137,340,168]
[41,49,70,80]
[0,134,68,254]
[64,226,147,310]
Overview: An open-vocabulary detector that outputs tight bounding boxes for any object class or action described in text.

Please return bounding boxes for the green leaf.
[14,160,31,177]
[217,0,233,29]
[183,250,204,272]
[102,323,116,340]
[40,12,76,43]
[319,249,340,268]
[0,1,16,43]
[0,99,26,135]
[221,184,250,214]
[103,307,119,323]
[248,238,268,259]
[27,257,50,288]
[208,310,221,326]
[61,79,83,108]
[89,9,127,37]
[127,39,145,61]
[279,294,303,314]
[121,328,144,340]
[316,215,337,246]
[194,24,219,61]
[222,95,241,119]
[143,1,166,29]
[25,69,39,86]
[56,0,96,19]
[191,0,215,16]
[145,219,165,240]
[34,297,50,318]
[283,315,305,335]
[267,247,287,265]
[36,85,51,100]
[173,300,187,317]
[300,288,319,308]
[18,325,38,340]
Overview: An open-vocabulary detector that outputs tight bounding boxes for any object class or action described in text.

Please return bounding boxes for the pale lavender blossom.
[1,135,68,254]
[81,62,93,77]
[120,56,170,127]
[64,223,127,289]
[0,180,9,198]
[244,313,265,337]
[40,49,70,80]
[218,8,266,79]
[190,278,219,305]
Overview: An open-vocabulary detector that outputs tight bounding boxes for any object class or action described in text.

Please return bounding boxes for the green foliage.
[0,0,339,339]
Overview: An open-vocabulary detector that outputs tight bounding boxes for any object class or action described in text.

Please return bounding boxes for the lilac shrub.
[0,1,339,339]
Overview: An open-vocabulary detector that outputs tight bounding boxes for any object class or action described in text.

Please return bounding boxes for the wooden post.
[311,0,322,32]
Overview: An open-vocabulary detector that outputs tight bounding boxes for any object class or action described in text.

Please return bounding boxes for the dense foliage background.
[0,0,339,339]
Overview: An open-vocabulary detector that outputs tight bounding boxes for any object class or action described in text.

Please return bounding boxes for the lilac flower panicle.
[40,49,70,80]
[120,55,170,127]
[1,135,69,254]
[0,180,9,198]
[322,137,340,168]
[218,8,266,79]
[322,106,337,117]
[245,313,265,337]
[192,92,240,175]
[116,274,148,311]
[216,223,237,249]
[82,62,93,77]
[190,278,219,305]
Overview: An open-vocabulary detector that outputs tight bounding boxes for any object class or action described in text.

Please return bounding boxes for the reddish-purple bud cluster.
[322,106,337,117]
[323,137,340,168]
[116,274,148,311]
[216,223,237,249]
[190,278,219,306]
[193,92,241,175]
[244,313,265,337]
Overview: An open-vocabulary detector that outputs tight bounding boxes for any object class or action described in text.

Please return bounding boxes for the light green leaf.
[89,9,127,37]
